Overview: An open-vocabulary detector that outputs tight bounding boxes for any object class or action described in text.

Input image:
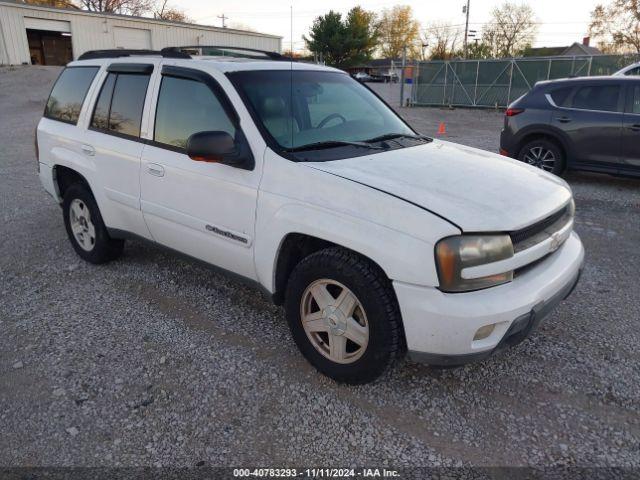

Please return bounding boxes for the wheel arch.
[271,233,392,306]
[514,127,572,164]
[52,164,92,201]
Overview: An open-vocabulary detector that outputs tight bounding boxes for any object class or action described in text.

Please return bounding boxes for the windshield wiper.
[363,133,432,144]
[287,140,383,152]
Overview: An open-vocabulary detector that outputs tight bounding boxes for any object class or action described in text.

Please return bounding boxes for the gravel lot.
[1,66,639,469]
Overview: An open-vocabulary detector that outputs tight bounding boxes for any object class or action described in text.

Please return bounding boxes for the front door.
[140,66,259,280]
[621,82,640,172]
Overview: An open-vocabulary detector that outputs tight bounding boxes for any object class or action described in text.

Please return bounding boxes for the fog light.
[474,324,496,341]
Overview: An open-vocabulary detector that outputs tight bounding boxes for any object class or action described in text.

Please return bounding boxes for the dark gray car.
[500,76,640,178]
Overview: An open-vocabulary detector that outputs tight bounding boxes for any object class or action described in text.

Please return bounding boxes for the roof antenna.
[290,4,294,149]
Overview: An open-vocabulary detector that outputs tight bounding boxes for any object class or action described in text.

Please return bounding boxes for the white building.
[0,0,281,65]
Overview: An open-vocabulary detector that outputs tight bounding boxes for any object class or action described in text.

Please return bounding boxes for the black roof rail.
[77,49,191,61]
[160,46,292,61]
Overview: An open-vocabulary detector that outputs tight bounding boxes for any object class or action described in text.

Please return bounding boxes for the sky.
[177,0,604,53]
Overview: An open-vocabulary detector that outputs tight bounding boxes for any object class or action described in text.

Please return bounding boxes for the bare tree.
[75,0,154,16]
[590,0,640,54]
[483,2,537,58]
[424,22,461,60]
[378,5,421,59]
[153,0,189,22]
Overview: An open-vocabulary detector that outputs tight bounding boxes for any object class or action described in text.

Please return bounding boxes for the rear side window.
[154,76,235,150]
[45,67,99,124]
[631,85,640,114]
[90,72,151,138]
[549,87,573,107]
[571,85,620,112]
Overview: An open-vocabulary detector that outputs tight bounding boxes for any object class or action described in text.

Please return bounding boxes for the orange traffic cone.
[437,122,446,135]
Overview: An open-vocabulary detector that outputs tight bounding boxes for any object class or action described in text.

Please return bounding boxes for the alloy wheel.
[524,146,556,172]
[300,279,369,364]
[69,199,96,251]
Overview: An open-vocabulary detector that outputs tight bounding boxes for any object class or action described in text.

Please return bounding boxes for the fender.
[513,124,574,162]
[254,199,459,293]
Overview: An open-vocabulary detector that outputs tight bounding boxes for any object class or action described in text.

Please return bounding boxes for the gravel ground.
[1,66,640,469]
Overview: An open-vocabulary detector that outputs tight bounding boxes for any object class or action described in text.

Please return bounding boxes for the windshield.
[229,70,416,155]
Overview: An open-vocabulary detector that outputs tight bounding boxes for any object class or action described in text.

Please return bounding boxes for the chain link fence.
[412,54,640,108]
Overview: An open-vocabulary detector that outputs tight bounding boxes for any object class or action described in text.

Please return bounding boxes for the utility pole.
[463,0,470,59]
[400,45,407,107]
[217,13,228,28]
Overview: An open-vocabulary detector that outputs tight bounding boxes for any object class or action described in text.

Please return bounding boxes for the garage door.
[24,17,70,33]
[113,27,151,49]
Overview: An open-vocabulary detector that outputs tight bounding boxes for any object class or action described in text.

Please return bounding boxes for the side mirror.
[186,130,254,170]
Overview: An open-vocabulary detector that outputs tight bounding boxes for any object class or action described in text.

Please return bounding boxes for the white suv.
[37,47,584,383]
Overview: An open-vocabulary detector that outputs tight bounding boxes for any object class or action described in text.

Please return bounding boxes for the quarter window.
[91,72,150,138]
[154,76,235,150]
[571,85,620,112]
[549,87,572,107]
[45,67,99,124]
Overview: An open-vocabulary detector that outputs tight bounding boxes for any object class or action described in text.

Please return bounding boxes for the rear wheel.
[285,247,404,384]
[518,138,565,175]
[62,183,124,264]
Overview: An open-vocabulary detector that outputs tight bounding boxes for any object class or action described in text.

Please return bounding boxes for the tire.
[284,247,404,384]
[517,138,566,175]
[62,183,124,264]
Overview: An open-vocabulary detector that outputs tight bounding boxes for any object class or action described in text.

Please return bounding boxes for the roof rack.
[77,49,191,60]
[160,46,292,61]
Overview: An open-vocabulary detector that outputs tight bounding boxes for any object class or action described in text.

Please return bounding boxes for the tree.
[424,22,460,60]
[74,0,154,16]
[23,0,78,8]
[344,6,379,65]
[378,5,421,59]
[153,0,189,22]
[304,7,378,67]
[589,0,640,54]
[482,2,537,58]
[456,41,494,59]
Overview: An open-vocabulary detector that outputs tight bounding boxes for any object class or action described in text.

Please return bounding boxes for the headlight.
[435,235,514,293]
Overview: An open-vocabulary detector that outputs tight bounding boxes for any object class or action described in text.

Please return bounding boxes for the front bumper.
[394,231,584,366]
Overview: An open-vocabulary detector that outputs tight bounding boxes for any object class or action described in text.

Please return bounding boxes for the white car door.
[83,61,159,239]
[139,65,260,280]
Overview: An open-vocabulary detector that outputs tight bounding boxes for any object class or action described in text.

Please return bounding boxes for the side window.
[90,71,151,138]
[45,66,99,124]
[571,85,620,112]
[549,87,573,107]
[625,67,640,76]
[631,85,640,114]
[154,76,235,150]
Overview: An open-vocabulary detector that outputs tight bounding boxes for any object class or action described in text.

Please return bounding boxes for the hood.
[305,140,572,232]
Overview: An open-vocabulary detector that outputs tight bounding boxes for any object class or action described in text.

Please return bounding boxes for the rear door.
[553,81,623,168]
[621,81,640,172]
[83,61,157,239]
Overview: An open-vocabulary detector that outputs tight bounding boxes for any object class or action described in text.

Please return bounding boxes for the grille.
[510,204,572,253]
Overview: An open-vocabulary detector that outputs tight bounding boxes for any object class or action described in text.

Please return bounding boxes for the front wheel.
[284,248,404,384]
[517,138,566,175]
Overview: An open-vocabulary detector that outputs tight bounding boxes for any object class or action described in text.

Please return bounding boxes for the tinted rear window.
[571,85,620,112]
[45,67,99,124]
[549,86,573,107]
[90,72,150,138]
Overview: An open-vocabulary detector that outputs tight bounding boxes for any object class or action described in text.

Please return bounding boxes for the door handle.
[147,163,165,177]
[81,144,95,156]
[556,116,572,124]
